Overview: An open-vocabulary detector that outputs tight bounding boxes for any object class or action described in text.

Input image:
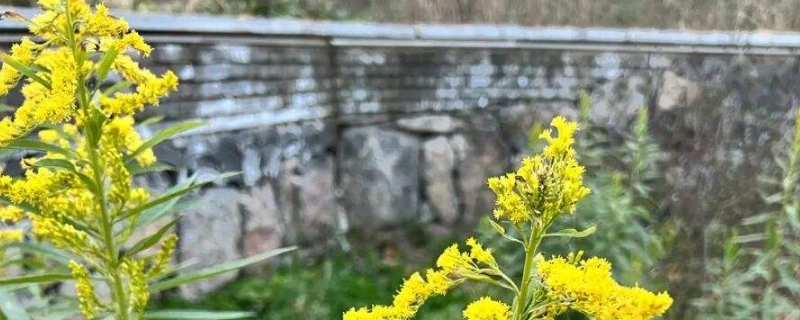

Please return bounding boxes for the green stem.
[514,230,542,320]
[64,2,130,319]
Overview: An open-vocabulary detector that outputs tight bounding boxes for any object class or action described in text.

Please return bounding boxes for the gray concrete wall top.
[2,5,800,49]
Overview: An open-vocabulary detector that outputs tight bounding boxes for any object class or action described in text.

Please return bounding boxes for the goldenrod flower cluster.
[343,239,501,320]
[463,297,511,320]
[488,117,590,225]
[345,117,672,320]
[0,0,177,146]
[0,1,178,319]
[537,254,673,320]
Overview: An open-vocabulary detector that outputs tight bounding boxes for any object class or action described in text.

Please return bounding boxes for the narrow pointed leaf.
[118,172,239,224]
[128,162,175,176]
[145,310,254,320]
[103,80,131,96]
[95,47,119,82]
[1,139,74,158]
[126,121,203,163]
[0,273,73,286]
[149,247,295,292]
[1,54,51,89]
[543,225,597,238]
[125,217,179,258]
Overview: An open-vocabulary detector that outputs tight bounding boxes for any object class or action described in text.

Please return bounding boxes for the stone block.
[339,127,420,229]
[178,188,243,301]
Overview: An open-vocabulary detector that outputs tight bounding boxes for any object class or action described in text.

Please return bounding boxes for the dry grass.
[4,0,800,31]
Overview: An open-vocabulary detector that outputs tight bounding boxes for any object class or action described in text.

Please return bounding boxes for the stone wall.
[2,8,800,310]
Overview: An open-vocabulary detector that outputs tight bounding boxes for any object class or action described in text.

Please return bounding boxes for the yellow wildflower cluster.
[344,239,500,320]
[0,0,181,318]
[488,116,590,225]
[346,117,672,320]
[462,297,511,320]
[0,0,177,146]
[69,261,102,318]
[537,254,672,320]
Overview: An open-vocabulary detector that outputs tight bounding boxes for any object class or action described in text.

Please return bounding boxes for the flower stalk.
[344,117,673,320]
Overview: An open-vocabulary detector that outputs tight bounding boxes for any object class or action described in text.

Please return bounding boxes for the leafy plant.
[569,98,670,287]
[693,108,800,319]
[0,1,292,319]
[343,117,672,320]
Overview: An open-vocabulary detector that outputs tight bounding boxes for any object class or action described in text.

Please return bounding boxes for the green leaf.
[145,310,254,320]
[118,172,239,224]
[488,219,506,235]
[543,225,597,238]
[139,116,165,126]
[0,287,31,320]
[32,158,75,171]
[125,217,179,258]
[1,54,51,89]
[128,162,175,176]
[0,103,15,112]
[126,121,203,163]
[31,158,98,193]
[103,80,131,96]
[1,139,74,158]
[0,242,74,265]
[95,48,119,82]
[0,273,73,286]
[149,247,295,292]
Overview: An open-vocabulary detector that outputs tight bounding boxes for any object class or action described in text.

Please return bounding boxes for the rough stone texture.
[178,188,243,301]
[589,75,651,129]
[396,115,464,133]
[657,70,700,111]
[241,183,283,267]
[339,127,420,229]
[451,114,510,225]
[422,137,458,225]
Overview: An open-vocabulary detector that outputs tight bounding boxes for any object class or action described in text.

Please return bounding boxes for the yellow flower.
[537,255,672,320]
[342,268,455,320]
[466,237,497,267]
[463,297,511,320]
[0,205,25,223]
[0,229,23,242]
[488,117,590,225]
[147,234,178,277]
[436,243,473,275]
[122,258,149,314]
[69,260,101,319]
[86,4,129,37]
[0,37,38,96]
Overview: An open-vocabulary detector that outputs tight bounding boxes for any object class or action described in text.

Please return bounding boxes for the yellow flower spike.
[343,308,375,320]
[0,229,23,242]
[69,260,101,319]
[147,234,178,277]
[86,4,129,37]
[463,297,511,320]
[424,269,453,295]
[537,255,672,320]
[0,37,39,97]
[31,216,90,252]
[0,205,25,223]
[122,259,149,314]
[436,244,473,275]
[466,237,497,267]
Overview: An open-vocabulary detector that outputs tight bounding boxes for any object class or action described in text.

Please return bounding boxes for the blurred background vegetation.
[4,0,800,30]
